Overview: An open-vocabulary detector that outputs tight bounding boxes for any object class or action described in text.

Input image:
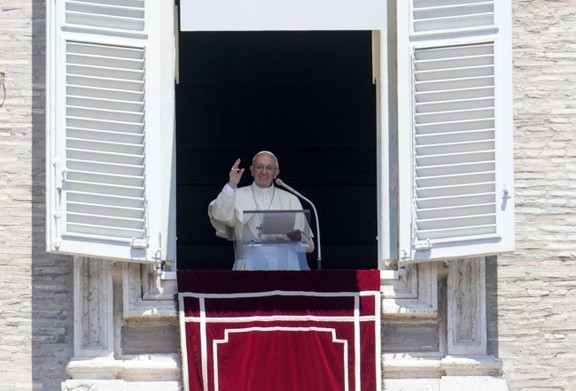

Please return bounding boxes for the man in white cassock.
[208,151,314,270]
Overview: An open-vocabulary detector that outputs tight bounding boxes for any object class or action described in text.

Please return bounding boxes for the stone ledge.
[383,376,508,391]
[61,380,181,391]
[66,356,180,381]
[383,355,503,379]
[439,376,508,391]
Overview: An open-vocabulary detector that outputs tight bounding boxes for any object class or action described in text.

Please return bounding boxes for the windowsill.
[66,355,181,380]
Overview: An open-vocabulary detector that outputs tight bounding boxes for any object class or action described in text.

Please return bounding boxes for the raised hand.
[228,158,245,189]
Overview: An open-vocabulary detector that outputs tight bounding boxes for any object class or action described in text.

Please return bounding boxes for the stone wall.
[0,0,75,390]
[499,0,576,389]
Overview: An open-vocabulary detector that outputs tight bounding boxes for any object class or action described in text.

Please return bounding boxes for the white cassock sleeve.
[207,184,237,240]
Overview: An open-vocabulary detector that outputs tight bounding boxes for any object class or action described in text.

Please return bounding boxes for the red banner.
[178,270,381,391]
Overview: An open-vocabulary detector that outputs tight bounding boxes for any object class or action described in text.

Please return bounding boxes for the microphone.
[275,178,322,270]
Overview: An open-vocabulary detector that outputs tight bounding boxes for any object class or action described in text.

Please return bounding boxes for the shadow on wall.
[485,255,500,357]
[32,2,75,389]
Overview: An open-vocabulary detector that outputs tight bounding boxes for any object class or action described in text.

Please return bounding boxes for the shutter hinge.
[401,249,408,260]
[414,239,431,252]
[53,160,68,190]
[131,238,149,250]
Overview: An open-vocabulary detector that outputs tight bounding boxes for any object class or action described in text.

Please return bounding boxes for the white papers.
[260,211,296,235]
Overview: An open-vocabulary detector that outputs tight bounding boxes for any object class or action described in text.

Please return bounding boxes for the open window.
[46,0,513,268]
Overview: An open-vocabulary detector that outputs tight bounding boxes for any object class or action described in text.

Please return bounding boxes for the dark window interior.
[176,31,377,270]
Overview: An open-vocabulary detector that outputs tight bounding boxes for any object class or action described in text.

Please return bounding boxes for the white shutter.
[397,0,514,263]
[46,0,176,263]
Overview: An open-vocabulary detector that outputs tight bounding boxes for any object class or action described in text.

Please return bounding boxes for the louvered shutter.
[46,0,176,263]
[397,0,514,263]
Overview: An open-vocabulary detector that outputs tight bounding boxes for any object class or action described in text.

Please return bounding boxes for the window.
[46,0,513,267]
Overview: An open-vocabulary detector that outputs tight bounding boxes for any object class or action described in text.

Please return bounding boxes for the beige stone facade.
[1,0,575,390]
[499,1,576,389]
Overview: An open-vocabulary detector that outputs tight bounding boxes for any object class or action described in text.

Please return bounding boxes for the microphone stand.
[275,178,322,270]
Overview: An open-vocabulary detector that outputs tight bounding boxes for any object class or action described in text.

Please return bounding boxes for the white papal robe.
[208,182,314,270]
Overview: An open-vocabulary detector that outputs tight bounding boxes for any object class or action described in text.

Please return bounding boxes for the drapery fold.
[178,270,381,391]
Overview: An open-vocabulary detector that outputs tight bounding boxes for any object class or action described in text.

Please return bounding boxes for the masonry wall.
[1,0,576,390]
[498,0,576,389]
[0,1,75,389]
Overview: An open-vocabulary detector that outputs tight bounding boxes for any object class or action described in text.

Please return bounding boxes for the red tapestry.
[177,270,381,391]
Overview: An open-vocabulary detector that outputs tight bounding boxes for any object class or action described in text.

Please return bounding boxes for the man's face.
[250,153,279,188]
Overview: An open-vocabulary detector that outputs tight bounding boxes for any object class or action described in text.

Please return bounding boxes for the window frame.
[46,0,513,268]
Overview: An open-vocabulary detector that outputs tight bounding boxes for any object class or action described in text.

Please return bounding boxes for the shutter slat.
[417,225,496,241]
[417,150,494,166]
[68,128,144,144]
[413,1,494,32]
[66,180,145,198]
[67,191,144,208]
[67,170,144,187]
[65,0,145,32]
[67,53,143,69]
[414,0,493,7]
[416,82,494,97]
[415,108,495,124]
[416,87,494,102]
[414,4,493,19]
[68,161,143,177]
[416,182,495,201]
[67,137,143,152]
[417,171,495,188]
[67,106,144,122]
[67,117,143,133]
[69,0,144,7]
[66,223,144,238]
[416,139,495,155]
[67,96,144,112]
[414,14,493,32]
[66,2,145,17]
[418,203,495,220]
[68,202,144,219]
[418,213,495,231]
[416,192,495,209]
[414,54,494,71]
[417,160,495,177]
[417,128,495,143]
[416,97,494,113]
[416,118,495,134]
[68,64,144,81]
[67,75,144,90]
[67,41,144,58]
[68,212,145,228]
[66,14,144,32]
[68,86,143,101]
[67,148,144,164]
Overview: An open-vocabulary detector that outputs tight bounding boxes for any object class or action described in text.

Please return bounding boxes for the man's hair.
[252,150,279,169]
